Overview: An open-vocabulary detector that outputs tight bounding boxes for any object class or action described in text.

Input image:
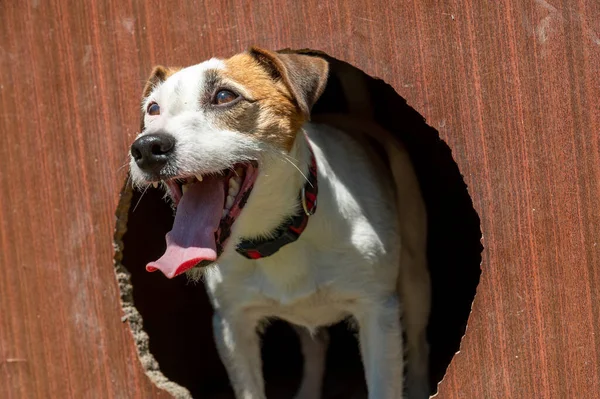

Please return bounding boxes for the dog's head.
[129,47,329,278]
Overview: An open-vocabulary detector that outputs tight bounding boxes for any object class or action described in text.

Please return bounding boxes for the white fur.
[130,60,262,186]
[131,60,431,399]
[205,124,406,399]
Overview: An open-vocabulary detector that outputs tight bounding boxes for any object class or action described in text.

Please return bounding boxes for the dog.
[129,47,431,399]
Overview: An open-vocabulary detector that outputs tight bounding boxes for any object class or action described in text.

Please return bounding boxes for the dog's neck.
[232,129,312,241]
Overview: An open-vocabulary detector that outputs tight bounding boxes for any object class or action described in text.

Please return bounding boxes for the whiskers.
[128,162,154,213]
[261,146,312,188]
[117,162,130,173]
[116,154,138,191]
[132,182,150,212]
[281,153,312,187]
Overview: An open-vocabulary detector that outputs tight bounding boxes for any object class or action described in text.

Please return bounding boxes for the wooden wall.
[1,1,598,398]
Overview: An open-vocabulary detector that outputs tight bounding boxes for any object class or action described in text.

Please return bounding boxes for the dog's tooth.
[152,182,158,188]
[222,209,228,218]
[225,195,234,209]
[182,184,189,194]
[196,174,203,182]
[229,178,240,194]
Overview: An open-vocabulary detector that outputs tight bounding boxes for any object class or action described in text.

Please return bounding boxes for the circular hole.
[114,51,482,398]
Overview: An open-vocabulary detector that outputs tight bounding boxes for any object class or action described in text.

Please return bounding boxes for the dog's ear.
[248,47,329,120]
[142,66,170,99]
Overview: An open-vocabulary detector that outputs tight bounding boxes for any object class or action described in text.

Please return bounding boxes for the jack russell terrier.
[129,47,431,399]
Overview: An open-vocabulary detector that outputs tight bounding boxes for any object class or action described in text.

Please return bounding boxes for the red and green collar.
[235,136,318,259]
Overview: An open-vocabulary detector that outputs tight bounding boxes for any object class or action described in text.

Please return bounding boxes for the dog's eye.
[147,102,160,115]
[213,90,239,105]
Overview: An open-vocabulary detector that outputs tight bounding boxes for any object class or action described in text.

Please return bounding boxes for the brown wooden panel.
[1,0,598,398]
[0,1,171,398]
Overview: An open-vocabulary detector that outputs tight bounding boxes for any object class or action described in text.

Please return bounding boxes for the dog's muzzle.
[130,131,175,175]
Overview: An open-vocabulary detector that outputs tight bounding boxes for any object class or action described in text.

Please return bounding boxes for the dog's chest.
[203,124,401,328]
[242,278,354,328]
[257,297,352,328]
[205,248,359,328]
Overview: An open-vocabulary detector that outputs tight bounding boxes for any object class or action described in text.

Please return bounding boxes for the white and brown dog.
[129,47,431,399]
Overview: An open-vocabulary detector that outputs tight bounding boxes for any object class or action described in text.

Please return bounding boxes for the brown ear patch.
[248,47,329,119]
[221,50,328,151]
[221,54,305,151]
[139,66,179,131]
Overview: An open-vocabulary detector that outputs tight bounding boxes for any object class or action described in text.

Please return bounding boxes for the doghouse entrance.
[113,51,483,398]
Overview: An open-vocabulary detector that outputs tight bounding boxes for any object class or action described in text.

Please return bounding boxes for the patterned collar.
[235,134,318,259]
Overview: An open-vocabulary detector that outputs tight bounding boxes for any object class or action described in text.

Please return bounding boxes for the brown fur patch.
[249,47,329,119]
[140,66,180,131]
[221,53,305,151]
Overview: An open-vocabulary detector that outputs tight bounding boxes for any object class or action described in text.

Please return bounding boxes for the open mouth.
[146,161,259,278]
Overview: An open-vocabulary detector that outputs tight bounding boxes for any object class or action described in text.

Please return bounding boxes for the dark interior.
[117,53,483,398]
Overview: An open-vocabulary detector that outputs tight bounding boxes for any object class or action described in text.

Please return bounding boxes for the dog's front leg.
[213,312,265,399]
[398,246,431,399]
[293,326,329,399]
[356,295,405,399]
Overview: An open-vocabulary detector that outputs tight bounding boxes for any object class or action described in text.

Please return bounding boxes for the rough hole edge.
[112,47,484,398]
[289,47,484,396]
[430,251,484,398]
[113,178,193,399]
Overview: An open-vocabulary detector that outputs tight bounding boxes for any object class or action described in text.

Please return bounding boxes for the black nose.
[130,133,176,173]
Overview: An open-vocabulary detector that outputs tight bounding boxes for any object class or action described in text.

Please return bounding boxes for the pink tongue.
[147,177,224,278]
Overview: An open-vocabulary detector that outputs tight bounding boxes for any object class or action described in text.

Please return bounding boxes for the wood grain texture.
[1,0,598,398]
